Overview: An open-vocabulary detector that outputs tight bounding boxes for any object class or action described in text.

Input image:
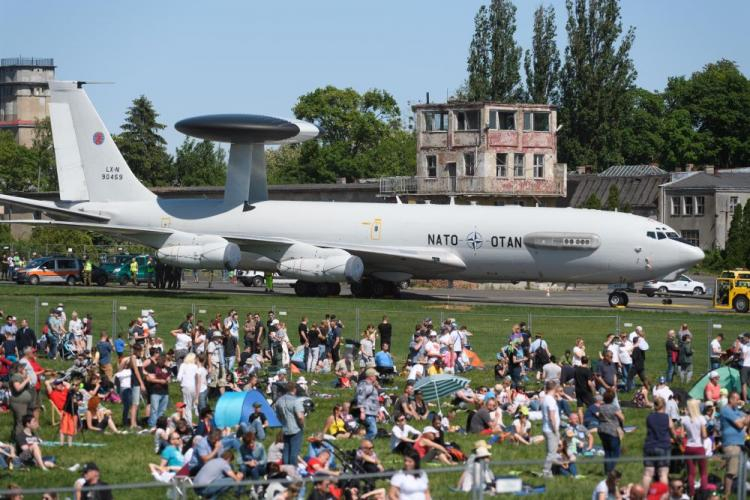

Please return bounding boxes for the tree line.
[463,0,750,172]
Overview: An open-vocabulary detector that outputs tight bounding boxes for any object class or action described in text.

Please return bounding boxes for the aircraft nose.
[680,244,705,267]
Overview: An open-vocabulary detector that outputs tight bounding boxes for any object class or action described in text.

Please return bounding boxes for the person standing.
[95,331,114,380]
[642,397,675,490]
[298,316,309,370]
[665,330,679,383]
[596,389,624,475]
[710,333,724,371]
[720,391,750,499]
[682,399,708,497]
[15,319,35,354]
[82,256,93,286]
[129,258,138,285]
[145,256,155,289]
[357,368,380,441]
[274,382,305,465]
[541,380,560,478]
[618,333,633,391]
[574,356,596,422]
[629,332,650,392]
[377,315,392,350]
[145,352,170,428]
[177,353,199,425]
[677,333,694,384]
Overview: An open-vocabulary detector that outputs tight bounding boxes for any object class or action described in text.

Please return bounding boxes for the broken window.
[426,155,437,178]
[424,111,448,132]
[533,154,544,178]
[464,153,475,176]
[455,110,480,131]
[523,111,550,132]
[496,153,507,177]
[489,110,515,130]
[514,153,524,177]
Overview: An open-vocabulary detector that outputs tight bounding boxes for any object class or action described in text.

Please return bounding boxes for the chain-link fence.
[3,451,747,499]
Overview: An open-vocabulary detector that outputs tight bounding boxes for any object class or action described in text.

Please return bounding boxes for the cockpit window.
[647,231,656,239]
[666,232,680,239]
[657,232,666,240]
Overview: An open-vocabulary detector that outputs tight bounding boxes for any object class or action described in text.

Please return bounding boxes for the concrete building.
[379,101,566,205]
[0,57,55,147]
[660,169,750,250]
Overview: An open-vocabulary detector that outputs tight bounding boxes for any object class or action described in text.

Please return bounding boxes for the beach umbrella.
[414,374,470,413]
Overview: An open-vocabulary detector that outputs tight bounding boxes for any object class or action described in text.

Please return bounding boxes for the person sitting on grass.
[509,406,539,445]
[148,432,186,482]
[15,415,55,470]
[306,449,339,476]
[193,449,244,499]
[412,426,454,465]
[84,395,124,434]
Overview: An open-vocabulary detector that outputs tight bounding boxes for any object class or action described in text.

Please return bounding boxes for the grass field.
[0,283,747,498]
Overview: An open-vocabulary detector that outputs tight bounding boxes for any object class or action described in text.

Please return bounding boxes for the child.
[60,382,80,446]
[114,335,126,362]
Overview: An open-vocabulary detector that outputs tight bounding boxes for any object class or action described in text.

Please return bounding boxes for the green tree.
[266,145,302,185]
[466,5,492,101]
[581,192,602,209]
[466,0,523,101]
[620,89,664,165]
[31,117,57,192]
[30,227,94,255]
[114,96,174,186]
[291,86,415,183]
[558,0,636,171]
[725,203,745,268]
[173,138,227,186]
[606,185,620,210]
[524,4,560,104]
[0,131,36,192]
[664,59,750,168]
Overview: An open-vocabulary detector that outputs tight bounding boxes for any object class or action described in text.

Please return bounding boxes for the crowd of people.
[0,303,748,499]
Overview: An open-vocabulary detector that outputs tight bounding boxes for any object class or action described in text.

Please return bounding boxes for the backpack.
[534,346,550,367]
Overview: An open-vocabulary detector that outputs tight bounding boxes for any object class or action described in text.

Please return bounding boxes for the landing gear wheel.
[608,291,628,307]
[733,296,750,313]
[294,281,313,297]
[350,279,373,298]
[371,280,388,298]
[329,283,341,296]
[315,283,331,297]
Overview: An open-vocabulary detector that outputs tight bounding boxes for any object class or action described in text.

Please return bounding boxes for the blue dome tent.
[214,390,282,429]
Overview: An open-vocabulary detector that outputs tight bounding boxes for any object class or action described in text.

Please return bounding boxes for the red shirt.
[49,388,68,411]
[306,457,325,475]
[0,356,12,377]
[704,382,721,402]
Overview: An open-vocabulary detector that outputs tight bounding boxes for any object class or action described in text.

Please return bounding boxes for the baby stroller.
[325,439,377,496]
[60,333,77,360]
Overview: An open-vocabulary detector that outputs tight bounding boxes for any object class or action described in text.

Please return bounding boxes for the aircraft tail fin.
[49,81,155,203]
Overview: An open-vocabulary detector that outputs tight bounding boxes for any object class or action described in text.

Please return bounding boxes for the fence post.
[707,319,713,374]
[355,307,360,336]
[527,312,532,333]
[34,296,39,334]
[616,314,620,334]
[111,299,117,337]
[738,449,747,500]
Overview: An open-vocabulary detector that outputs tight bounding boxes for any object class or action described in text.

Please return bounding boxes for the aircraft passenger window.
[657,232,666,240]
[647,232,656,239]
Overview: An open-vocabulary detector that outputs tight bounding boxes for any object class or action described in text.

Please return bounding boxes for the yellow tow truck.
[714,269,750,313]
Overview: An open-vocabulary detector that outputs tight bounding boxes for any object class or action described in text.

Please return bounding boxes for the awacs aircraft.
[0,82,704,306]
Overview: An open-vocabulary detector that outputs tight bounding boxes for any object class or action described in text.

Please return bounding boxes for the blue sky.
[4,0,749,151]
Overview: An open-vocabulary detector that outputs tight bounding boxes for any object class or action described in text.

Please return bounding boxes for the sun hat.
[422,426,438,435]
[709,371,720,379]
[473,439,491,450]
[475,447,491,459]
[365,368,378,377]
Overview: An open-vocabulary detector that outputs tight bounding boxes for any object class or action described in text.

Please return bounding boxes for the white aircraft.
[0,82,704,306]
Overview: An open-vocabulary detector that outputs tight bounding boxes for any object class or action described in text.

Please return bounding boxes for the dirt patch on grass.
[424,304,474,312]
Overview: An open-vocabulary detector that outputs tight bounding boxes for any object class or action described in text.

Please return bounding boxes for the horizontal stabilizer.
[0,195,109,223]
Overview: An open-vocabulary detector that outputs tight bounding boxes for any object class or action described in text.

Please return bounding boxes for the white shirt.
[194,334,206,355]
[529,339,547,353]
[572,346,585,366]
[391,423,420,449]
[653,385,674,403]
[407,364,424,381]
[592,479,609,500]
[710,338,722,357]
[451,330,462,352]
[607,343,620,364]
[635,337,650,351]
[618,340,633,364]
[177,362,198,392]
[69,319,83,337]
[196,366,208,393]
[174,333,192,351]
[628,331,639,343]
[541,393,559,433]
[115,368,132,389]
[390,470,429,500]
[681,415,706,447]
[742,344,750,368]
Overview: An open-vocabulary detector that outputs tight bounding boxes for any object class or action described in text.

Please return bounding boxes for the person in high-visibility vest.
[129,258,139,285]
[146,256,155,289]
[82,256,93,286]
[265,272,274,293]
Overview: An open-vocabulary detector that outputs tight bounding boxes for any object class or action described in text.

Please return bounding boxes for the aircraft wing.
[224,235,466,273]
[0,219,171,237]
[0,194,110,223]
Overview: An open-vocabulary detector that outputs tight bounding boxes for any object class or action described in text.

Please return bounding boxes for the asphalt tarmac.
[172,278,721,314]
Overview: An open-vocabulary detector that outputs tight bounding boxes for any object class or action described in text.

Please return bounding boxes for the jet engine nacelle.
[278,254,364,283]
[157,237,241,270]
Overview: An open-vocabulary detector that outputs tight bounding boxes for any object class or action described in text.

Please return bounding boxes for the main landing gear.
[293,281,341,297]
[608,290,630,307]
[350,278,401,298]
